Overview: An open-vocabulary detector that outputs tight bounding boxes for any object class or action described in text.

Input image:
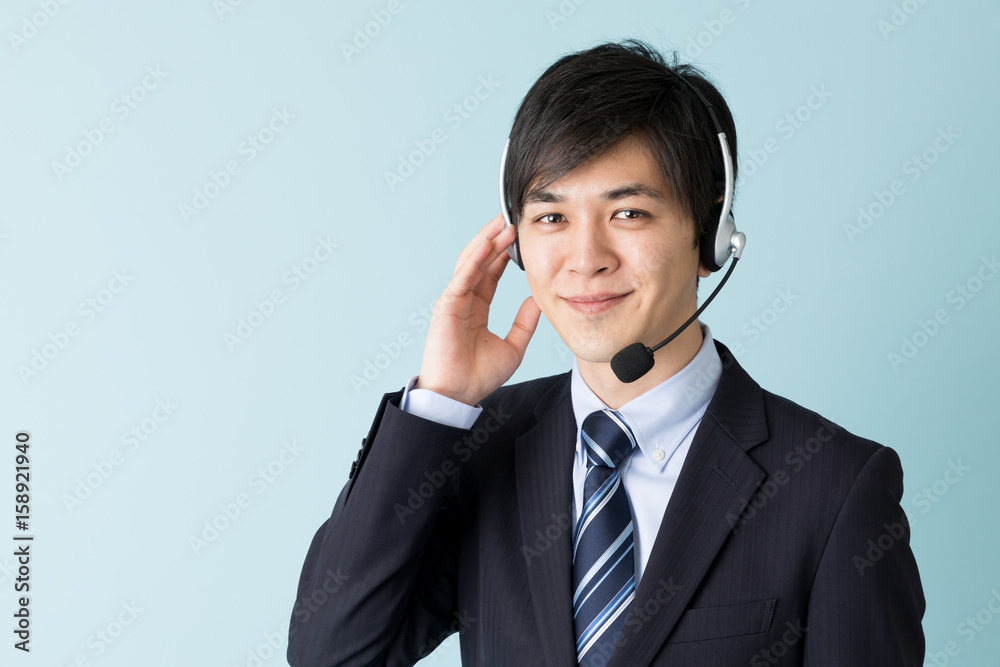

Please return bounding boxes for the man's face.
[518,136,709,364]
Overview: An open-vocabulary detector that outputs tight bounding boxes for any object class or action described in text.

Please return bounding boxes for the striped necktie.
[573,409,637,666]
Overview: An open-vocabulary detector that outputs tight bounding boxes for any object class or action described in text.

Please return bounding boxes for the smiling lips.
[563,292,632,315]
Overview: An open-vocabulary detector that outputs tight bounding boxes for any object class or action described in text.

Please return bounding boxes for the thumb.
[503,296,542,358]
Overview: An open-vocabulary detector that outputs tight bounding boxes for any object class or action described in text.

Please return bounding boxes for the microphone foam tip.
[611,343,655,383]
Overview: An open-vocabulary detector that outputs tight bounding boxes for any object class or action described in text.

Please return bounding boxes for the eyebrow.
[523,182,667,206]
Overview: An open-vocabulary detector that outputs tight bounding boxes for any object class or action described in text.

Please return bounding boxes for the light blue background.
[1,1,997,665]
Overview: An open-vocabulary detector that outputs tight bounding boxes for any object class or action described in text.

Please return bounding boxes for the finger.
[503,295,542,358]
[444,233,494,301]
[454,213,506,275]
[473,238,513,304]
[457,213,506,273]
[466,222,517,300]
[448,221,514,300]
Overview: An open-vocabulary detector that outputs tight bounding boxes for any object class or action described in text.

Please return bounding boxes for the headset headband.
[498,68,743,270]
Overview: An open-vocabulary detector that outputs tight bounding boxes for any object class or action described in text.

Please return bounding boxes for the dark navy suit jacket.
[287,341,925,666]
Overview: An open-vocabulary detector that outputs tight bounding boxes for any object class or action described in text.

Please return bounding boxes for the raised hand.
[415,214,542,407]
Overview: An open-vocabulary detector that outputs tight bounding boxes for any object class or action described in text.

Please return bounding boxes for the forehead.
[523,136,670,203]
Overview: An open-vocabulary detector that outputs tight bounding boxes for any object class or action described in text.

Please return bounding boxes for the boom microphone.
[610,252,742,383]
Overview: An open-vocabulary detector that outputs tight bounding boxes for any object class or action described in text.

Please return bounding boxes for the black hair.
[505,39,737,246]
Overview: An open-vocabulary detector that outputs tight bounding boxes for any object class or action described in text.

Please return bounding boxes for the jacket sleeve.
[804,445,926,665]
[287,390,469,666]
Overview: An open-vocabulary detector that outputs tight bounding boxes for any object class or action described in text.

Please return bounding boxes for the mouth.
[563,292,632,315]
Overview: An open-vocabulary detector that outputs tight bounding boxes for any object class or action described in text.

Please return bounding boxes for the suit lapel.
[512,343,770,666]
[608,342,770,666]
[515,374,578,667]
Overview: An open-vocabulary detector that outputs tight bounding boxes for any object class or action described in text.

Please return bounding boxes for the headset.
[496,70,747,383]
[498,71,744,272]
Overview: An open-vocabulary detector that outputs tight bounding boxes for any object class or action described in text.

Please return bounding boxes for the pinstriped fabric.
[573,410,637,666]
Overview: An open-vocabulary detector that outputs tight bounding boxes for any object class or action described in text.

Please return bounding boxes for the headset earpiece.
[508,221,523,270]
[700,202,738,273]
[498,138,524,270]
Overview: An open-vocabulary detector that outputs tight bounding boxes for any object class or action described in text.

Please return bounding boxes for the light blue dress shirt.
[400,324,723,589]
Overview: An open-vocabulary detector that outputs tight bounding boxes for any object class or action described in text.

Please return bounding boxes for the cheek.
[632,252,698,304]
[521,244,558,296]
[523,265,554,310]
[626,232,695,267]
[621,242,671,283]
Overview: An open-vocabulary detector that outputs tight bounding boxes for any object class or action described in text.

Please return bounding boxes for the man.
[288,40,925,666]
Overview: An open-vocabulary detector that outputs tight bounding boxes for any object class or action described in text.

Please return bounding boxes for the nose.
[565,217,618,276]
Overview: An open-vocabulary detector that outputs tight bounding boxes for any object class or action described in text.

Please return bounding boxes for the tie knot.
[581,409,635,469]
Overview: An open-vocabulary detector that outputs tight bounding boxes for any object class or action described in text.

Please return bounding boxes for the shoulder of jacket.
[760,388,886,468]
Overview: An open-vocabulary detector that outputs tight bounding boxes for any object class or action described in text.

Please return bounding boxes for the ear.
[696,193,726,278]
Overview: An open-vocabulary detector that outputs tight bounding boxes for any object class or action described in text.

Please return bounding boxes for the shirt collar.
[570,323,723,472]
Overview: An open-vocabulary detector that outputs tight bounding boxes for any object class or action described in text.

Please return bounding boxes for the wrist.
[414,378,479,407]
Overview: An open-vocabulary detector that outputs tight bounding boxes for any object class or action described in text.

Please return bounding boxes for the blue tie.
[573,409,637,666]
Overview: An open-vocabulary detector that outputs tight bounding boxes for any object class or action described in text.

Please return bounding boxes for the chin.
[551,315,650,360]
[560,334,625,365]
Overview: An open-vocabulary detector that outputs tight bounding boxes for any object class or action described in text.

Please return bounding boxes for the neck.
[576,322,705,409]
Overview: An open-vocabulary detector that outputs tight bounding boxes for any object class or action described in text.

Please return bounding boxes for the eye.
[613,209,646,220]
[534,213,566,224]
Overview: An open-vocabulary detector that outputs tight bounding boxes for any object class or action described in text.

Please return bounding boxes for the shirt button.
[653,449,665,461]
